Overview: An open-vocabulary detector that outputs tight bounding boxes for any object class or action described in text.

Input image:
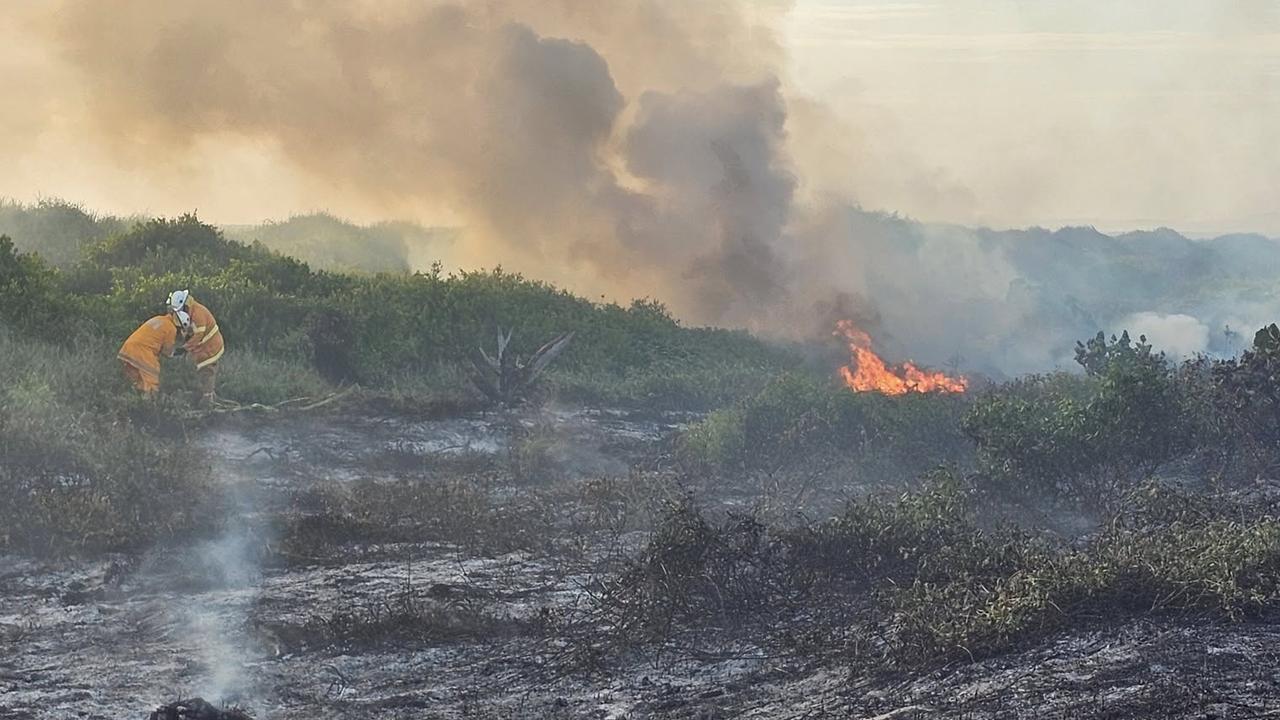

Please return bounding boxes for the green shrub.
[1198,323,1280,477]
[355,363,479,415]
[795,469,986,582]
[548,357,782,411]
[890,489,1280,664]
[223,212,420,274]
[595,474,1280,667]
[965,333,1189,506]
[83,213,253,273]
[214,348,334,405]
[967,324,1280,506]
[1073,329,1155,376]
[819,478,1280,665]
[0,236,60,335]
[680,373,972,473]
[679,406,749,468]
[44,213,799,404]
[0,198,130,268]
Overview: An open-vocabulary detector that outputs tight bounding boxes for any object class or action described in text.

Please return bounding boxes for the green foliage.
[2,211,800,407]
[0,235,60,334]
[222,213,453,274]
[1204,322,1280,475]
[681,373,972,473]
[965,338,1189,506]
[796,470,984,582]
[0,210,803,559]
[889,482,1280,664]
[56,213,797,402]
[0,198,131,268]
[1073,329,1157,377]
[213,348,333,405]
[1255,323,1280,355]
[598,474,1280,667]
[84,213,252,273]
[969,322,1280,506]
[549,357,782,411]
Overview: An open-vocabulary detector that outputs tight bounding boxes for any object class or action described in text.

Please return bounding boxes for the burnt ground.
[3,405,1280,719]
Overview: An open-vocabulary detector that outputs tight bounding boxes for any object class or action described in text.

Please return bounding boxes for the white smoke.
[177,473,265,706]
[1118,312,1210,359]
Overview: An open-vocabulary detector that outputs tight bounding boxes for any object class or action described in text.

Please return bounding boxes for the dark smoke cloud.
[35,0,797,329]
[624,81,796,325]
[23,0,1280,378]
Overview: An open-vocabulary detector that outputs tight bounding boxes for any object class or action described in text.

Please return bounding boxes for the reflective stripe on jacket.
[184,298,225,369]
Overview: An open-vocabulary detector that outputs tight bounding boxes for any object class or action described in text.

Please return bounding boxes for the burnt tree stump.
[469,328,574,406]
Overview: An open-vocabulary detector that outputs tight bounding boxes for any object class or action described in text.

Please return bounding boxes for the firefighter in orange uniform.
[167,289,225,402]
[118,311,192,394]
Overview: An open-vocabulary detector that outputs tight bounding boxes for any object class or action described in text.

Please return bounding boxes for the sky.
[0,0,1277,236]
[783,0,1280,234]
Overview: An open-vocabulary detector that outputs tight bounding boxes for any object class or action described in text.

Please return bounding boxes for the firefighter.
[167,289,225,401]
[118,311,192,394]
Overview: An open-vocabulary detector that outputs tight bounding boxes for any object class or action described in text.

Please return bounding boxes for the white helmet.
[168,289,190,312]
[175,310,192,332]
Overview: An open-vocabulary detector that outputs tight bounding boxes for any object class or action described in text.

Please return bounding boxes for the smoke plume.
[22,1,796,329]
[8,1,1280,374]
[1120,312,1211,359]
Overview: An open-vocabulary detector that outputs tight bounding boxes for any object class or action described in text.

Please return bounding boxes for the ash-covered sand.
[3,405,1278,719]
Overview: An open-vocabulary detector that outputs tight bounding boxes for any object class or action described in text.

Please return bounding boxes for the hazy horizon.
[2,0,1277,369]
[1,1,1274,236]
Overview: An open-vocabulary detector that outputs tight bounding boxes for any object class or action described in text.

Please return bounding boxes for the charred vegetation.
[6,215,1280,718]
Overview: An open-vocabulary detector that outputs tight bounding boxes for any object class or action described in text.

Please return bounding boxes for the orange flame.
[833,320,967,395]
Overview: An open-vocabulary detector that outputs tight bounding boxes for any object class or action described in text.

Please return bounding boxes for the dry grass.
[578,473,1280,669]
[0,331,217,556]
[262,590,526,653]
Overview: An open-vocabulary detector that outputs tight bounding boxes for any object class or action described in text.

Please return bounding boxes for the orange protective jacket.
[118,315,181,391]
[184,297,224,369]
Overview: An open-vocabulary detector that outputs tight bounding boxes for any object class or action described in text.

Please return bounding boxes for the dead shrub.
[264,590,522,652]
[591,495,815,647]
[277,475,558,558]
